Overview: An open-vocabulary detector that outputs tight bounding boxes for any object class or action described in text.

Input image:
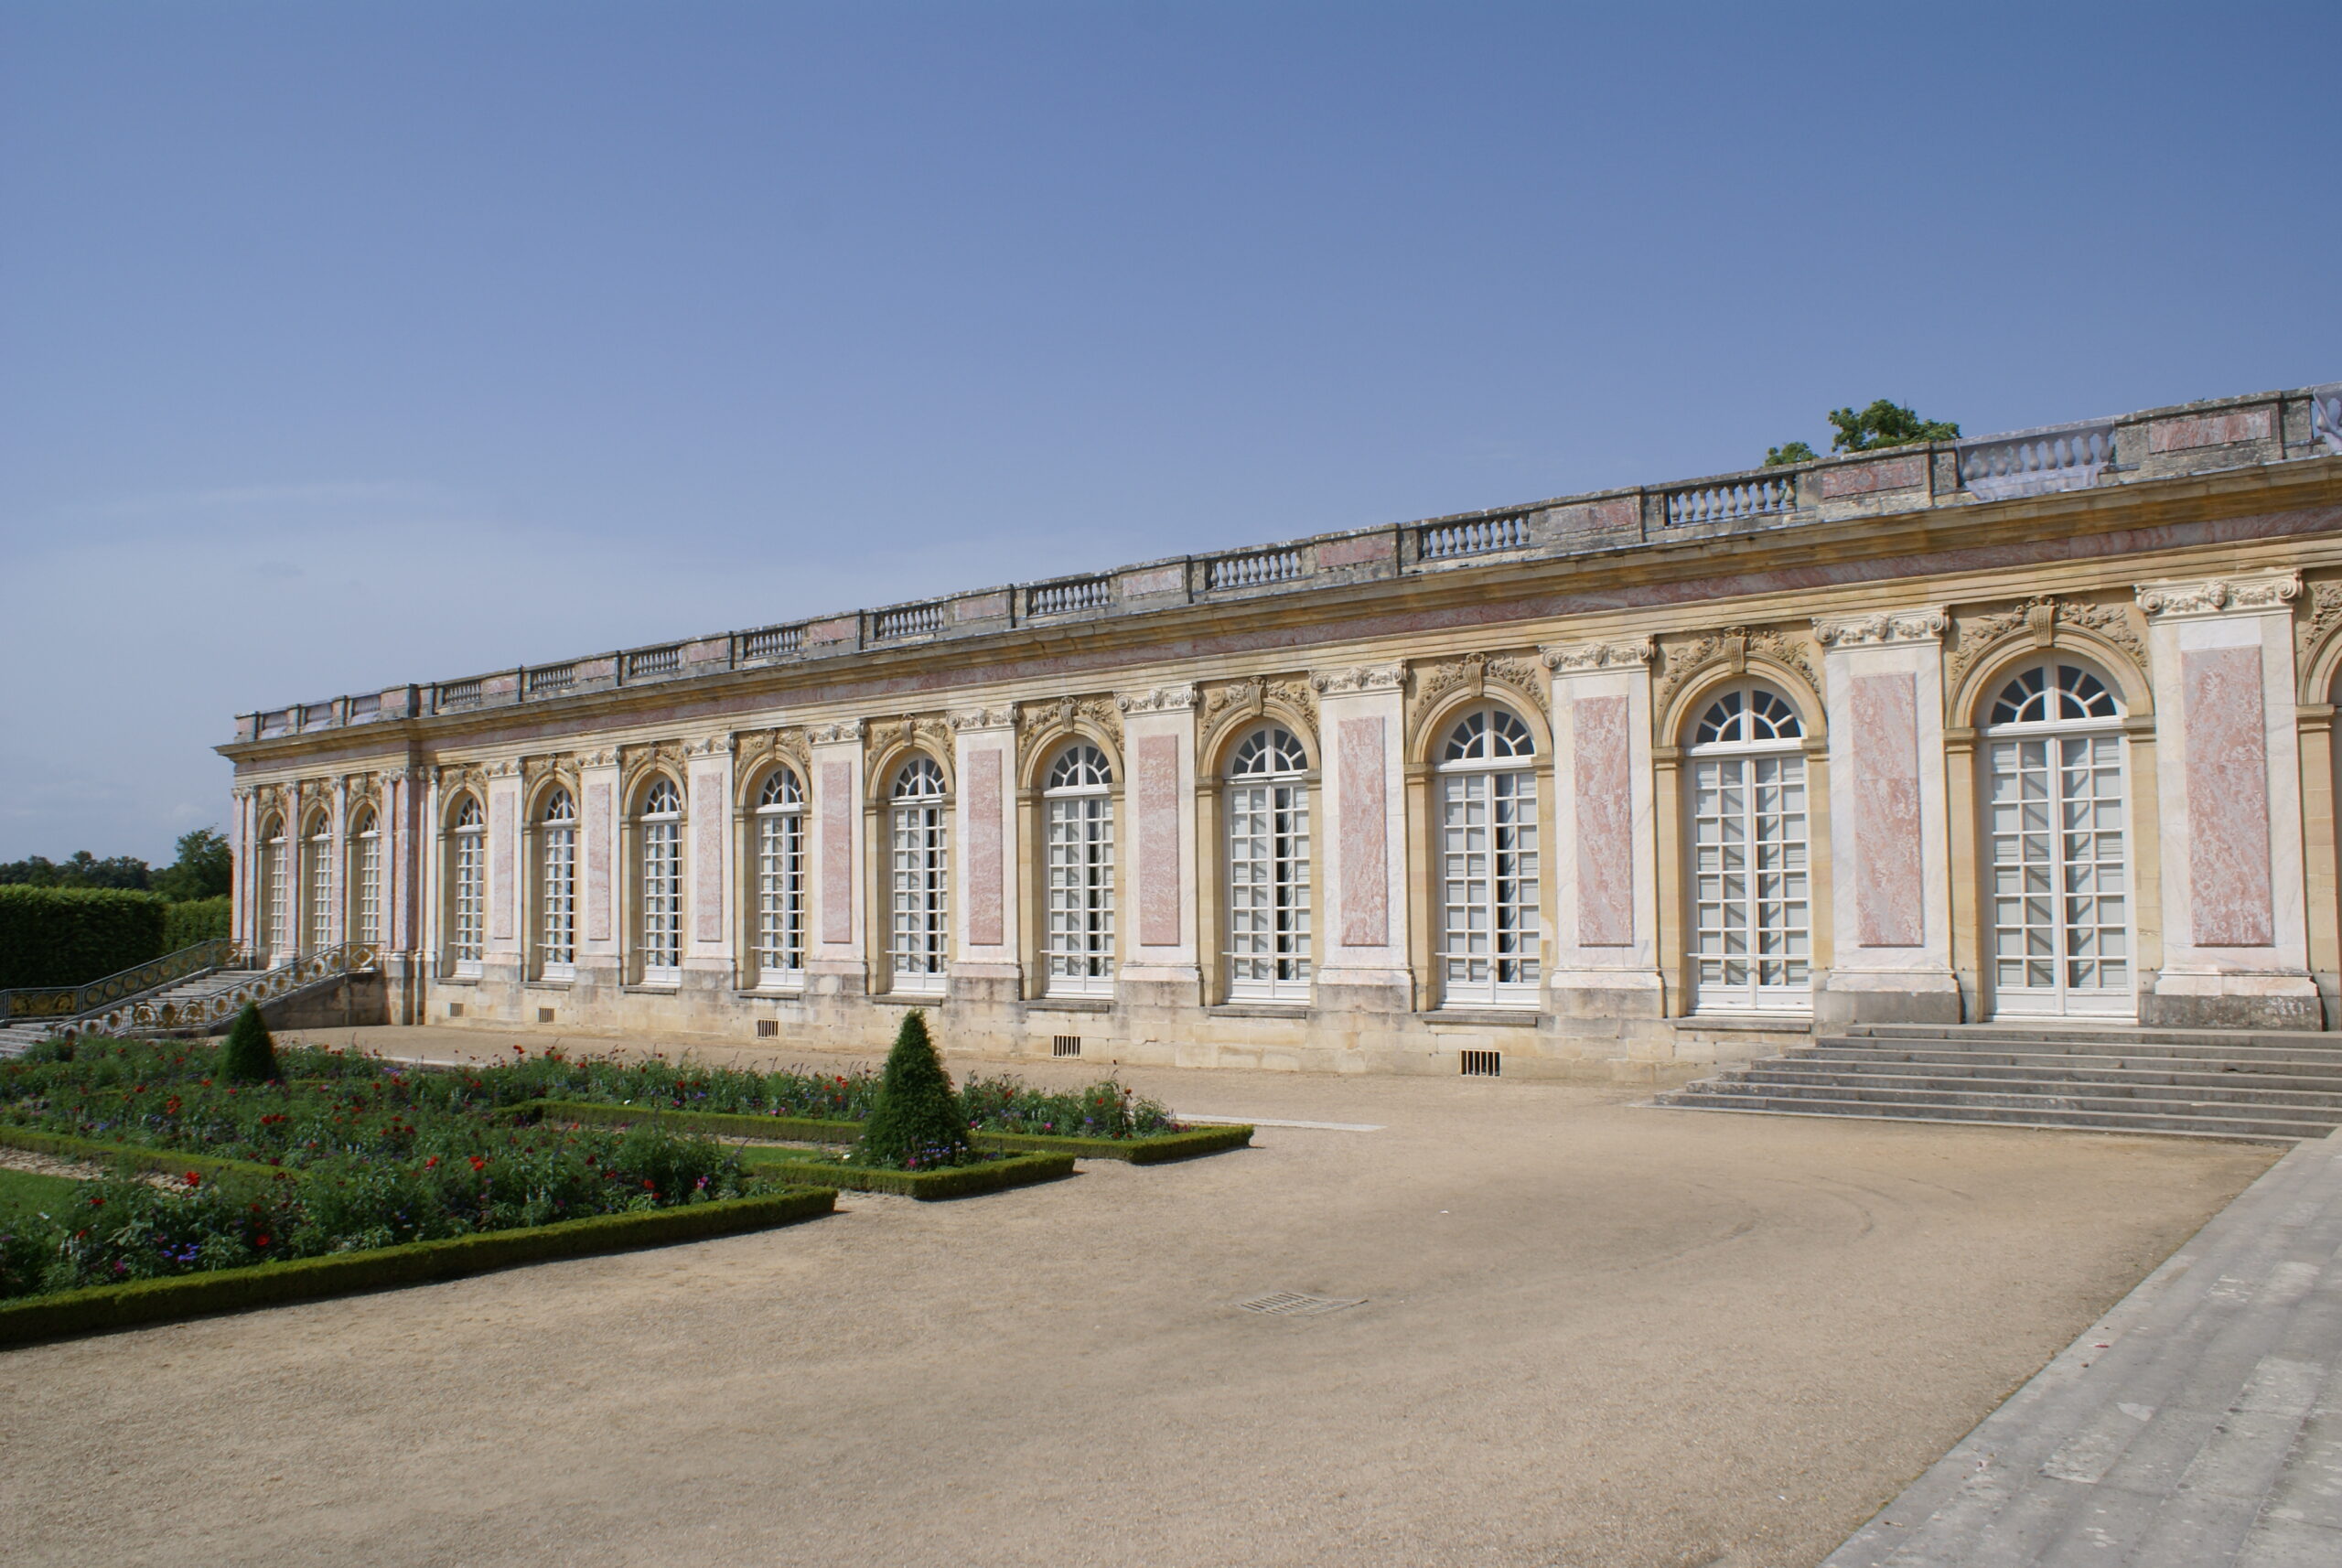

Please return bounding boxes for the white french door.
[1227,780,1311,1001]
[1986,733,2133,1016]
[1690,750,1810,1011]
[1438,769,1541,1006]
[1044,794,1115,994]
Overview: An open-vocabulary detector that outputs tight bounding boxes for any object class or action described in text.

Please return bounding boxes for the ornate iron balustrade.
[0,940,240,1024]
[53,942,380,1044]
[1421,513,1529,559]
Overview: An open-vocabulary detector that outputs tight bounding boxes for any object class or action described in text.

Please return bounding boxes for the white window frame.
[754,768,808,989]
[887,757,950,995]
[449,796,486,977]
[1225,725,1312,1004]
[260,815,287,964]
[1043,745,1116,997]
[638,777,683,986]
[1687,685,1810,1014]
[1435,708,1542,1009]
[540,789,578,981]
[306,814,335,954]
[349,808,381,949]
[1982,660,2134,1018]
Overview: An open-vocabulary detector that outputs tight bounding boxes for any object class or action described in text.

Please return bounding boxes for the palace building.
[220,381,2342,1078]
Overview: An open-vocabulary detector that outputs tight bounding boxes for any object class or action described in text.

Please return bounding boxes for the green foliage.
[1827,399,1960,453]
[852,1011,972,1169]
[0,886,168,989]
[959,1073,1176,1138]
[1764,440,1818,467]
[741,1148,1074,1200]
[220,1004,281,1083]
[0,852,152,890]
[163,897,232,951]
[152,828,232,903]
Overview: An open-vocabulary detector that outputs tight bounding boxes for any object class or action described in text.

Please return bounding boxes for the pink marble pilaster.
[821,762,854,945]
[489,790,516,943]
[1337,716,1389,946]
[1573,695,1633,946]
[584,781,612,942]
[1137,735,1180,947]
[2184,646,2274,945]
[1851,672,1923,947]
[691,766,724,943]
[968,749,1004,946]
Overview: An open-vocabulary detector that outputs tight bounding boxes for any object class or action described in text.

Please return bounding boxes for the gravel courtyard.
[0,1034,2277,1568]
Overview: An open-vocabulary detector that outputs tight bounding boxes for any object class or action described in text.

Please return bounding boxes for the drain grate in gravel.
[1238,1292,1362,1316]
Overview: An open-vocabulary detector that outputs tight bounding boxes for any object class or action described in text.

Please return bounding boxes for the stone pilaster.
[1811,608,1961,1025]
[949,707,1022,1002]
[1306,664,1412,1023]
[1113,685,1203,1007]
[683,736,733,984]
[1542,639,1665,1025]
[2135,570,2321,1028]
[805,720,867,999]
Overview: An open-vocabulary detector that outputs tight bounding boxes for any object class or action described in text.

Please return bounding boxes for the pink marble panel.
[691,766,725,943]
[576,657,618,682]
[685,638,729,664]
[489,790,516,943]
[1551,497,1639,536]
[1850,673,1923,947]
[968,749,1004,947]
[2185,646,2273,946]
[1137,735,1180,947]
[1121,565,1184,597]
[1819,455,1927,499]
[955,591,1011,622]
[584,781,612,941]
[2150,408,2272,452]
[482,673,520,696]
[806,617,858,645]
[1337,717,1389,946]
[1318,535,1390,569]
[1573,695,1633,946]
[821,762,854,944]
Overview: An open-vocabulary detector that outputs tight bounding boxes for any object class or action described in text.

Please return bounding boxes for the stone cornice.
[2135,569,2302,618]
[947,705,1018,732]
[1542,638,1654,671]
[1812,607,1949,647]
[1115,685,1198,714]
[1308,663,1404,695]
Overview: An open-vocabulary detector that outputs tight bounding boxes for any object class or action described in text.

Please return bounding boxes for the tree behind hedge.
[853,1011,971,1168]
[220,1003,281,1082]
[163,897,233,952]
[0,886,168,989]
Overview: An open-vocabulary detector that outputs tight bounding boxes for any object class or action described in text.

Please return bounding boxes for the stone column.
[806,720,867,999]
[1306,665,1413,1028]
[379,767,424,1023]
[1811,609,1961,1026]
[2136,570,2321,1028]
[950,707,1021,1004]
[229,786,254,953]
[485,760,524,983]
[575,748,622,993]
[1114,685,1204,1008]
[683,736,733,996]
[1542,639,1665,1032]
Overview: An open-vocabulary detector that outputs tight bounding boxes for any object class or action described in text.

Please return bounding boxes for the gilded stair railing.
[0,939,242,1024]
[46,942,380,1043]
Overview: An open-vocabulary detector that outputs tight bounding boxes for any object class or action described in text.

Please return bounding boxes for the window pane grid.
[641,819,682,974]
[1227,780,1310,999]
[1989,732,2130,1012]
[889,802,949,986]
[1438,768,1541,1003]
[756,809,806,981]
[353,832,380,946]
[1691,752,1809,1009]
[308,830,334,952]
[1045,794,1115,991]
[542,825,575,967]
[452,830,484,963]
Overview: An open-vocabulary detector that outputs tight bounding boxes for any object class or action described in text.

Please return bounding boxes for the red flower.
[255,1235,270,1247]
[424,1155,439,1168]
[468,1155,487,1172]
[184,1172,201,1186]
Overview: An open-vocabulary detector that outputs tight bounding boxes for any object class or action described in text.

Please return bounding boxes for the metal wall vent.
[1459,1049,1502,1077]
[1052,1035,1082,1057]
[1239,1292,1363,1317]
[756,1019,779,1038]
[537,1007,555,1024]
[446,1003,464,1018]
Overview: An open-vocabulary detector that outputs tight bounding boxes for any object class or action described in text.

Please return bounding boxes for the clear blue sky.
[5,1,2337,865]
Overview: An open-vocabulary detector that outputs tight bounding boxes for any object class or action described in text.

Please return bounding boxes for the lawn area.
[0,1167,84,1223]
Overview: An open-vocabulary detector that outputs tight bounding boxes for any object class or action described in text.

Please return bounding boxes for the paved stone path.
[1824,1127,2342,1567]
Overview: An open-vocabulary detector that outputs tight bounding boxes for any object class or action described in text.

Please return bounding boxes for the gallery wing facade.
[219,382,2342,1077]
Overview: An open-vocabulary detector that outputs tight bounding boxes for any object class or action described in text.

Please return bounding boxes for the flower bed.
[0,1037,801,1306]
[521,1099,1254,1165]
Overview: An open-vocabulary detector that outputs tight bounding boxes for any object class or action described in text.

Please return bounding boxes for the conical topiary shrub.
[852,1010,970,1168]
[220,1002,281,1083]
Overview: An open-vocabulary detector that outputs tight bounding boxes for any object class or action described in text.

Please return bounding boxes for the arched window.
[305,811,334,953]
[540,789,577,979]
[1436,707,1541,1007]
[1043,745,1115,995]
[754,768,807,985]
[639,778,683,983]
[449,796,486,976]
[349,806,381,948]
[1687,684,1809,1012]
[1982,660,2131,1016]
[259,812,288,963]
[1225,725,1311,1002]
[888,757,950,993]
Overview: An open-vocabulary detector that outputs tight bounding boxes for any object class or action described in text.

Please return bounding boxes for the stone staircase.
[1657,1023,2342,1143]
[0,968,271,1059]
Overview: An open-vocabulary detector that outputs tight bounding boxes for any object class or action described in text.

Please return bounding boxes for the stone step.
[1842,1021,2342,1051]
[1691,1074,2342,1120]
[1743,1058,2342,1100]
[1816,1035,2342,1067]
[1655,1090,2326,1142]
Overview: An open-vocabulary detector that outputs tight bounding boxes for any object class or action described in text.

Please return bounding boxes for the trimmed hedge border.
[0,1187,837,1349]
[521,1100,1253,1164]
[0,1123,288,1184]
[736,1147,1075,1200]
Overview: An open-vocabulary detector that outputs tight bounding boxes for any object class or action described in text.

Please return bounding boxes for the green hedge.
[523,1101,1253,1165]
[0,886,168,989]
[162,897,232,952]
[0,1123,289,1184]
[736,1148,1075,1200]
[0,1187,836,1349]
